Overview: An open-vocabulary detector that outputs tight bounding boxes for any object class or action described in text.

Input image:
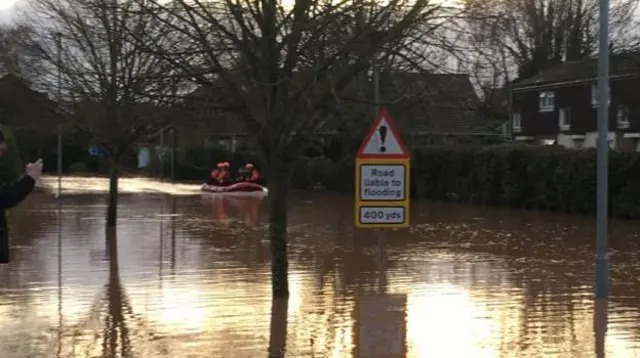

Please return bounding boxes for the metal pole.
[56,33,62,198]
[373,60,380,113]
[372,59,386,282]
[56,193,63,356]
[170,129,175,181]
[159,131,164,180]
[595,0,610,300]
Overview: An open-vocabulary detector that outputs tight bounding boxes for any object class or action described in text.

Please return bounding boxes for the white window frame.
[512,112,522,133]
[559,108,571,131]
[539,91,555,112]
[591,84,611,108]
[617,106,631,129]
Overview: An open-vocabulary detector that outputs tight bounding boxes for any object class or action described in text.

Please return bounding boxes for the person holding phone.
[0,130,43,263]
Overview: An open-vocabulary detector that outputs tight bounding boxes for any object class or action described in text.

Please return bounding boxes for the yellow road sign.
[354,110,410,228]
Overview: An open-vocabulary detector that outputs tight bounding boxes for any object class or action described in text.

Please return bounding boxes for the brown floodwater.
[1,176,640,357]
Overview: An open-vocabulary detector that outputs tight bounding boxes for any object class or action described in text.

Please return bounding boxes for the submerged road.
[0,176,637,357]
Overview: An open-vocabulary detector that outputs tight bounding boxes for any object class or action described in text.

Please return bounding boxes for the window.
[559,108,571,131]
[512,112,522,133]
[591,84,611,107]
[539,91,555,112]
[617,106,631,129]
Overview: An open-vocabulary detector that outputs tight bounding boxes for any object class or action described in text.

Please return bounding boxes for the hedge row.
[56,139,640,219]
[412,144,627,215]
[297,143,640,218]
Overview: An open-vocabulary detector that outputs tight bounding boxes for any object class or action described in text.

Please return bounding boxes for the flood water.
[1,176,640,357]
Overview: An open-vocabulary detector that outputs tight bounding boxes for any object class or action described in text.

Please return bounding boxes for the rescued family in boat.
[207,162,260,186]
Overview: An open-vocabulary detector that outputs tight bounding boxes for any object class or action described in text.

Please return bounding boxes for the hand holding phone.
[26,158,43,180]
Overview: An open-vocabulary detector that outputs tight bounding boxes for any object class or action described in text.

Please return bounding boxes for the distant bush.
[292,142,640,219]
[173,141,640,219]
[411,143,640,218]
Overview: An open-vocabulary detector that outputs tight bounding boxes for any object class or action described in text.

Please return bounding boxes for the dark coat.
[0,175,36,263]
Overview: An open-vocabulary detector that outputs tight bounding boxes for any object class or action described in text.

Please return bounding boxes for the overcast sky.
[0,4,16,25]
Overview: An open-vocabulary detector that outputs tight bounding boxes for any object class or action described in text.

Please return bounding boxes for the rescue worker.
[220,162,233,184]
[235,165,249,182]
[245,163,260,182]
[208,163,224,185]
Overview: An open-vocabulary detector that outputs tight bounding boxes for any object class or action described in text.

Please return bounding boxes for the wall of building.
[511,76,640,139]
[556,134,580,149]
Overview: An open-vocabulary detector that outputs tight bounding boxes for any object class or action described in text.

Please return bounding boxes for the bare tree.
[0,25,36,78]
[462,0,638,79]
[137,0,449,297]
[20,0,186,227]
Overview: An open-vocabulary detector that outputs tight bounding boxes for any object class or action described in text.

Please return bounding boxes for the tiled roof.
[0,74,60,127]
[181,72,500,136]
[512,52,640,89]
[386,73,499,135]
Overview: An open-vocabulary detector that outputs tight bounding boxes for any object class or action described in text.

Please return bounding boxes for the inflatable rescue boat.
[201,181,267,194]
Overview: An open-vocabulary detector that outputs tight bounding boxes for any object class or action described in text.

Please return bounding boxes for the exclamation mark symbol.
[379,125,388,153]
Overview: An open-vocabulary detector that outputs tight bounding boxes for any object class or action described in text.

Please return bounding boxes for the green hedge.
[59,139,640,219]
[295,143,640,218]
[412,144,592,211]
[411,144,640,218]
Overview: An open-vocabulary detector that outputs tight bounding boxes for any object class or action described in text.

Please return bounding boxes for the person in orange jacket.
[245,163,260,182]
[208,163,224,185]
[220,162,233,184]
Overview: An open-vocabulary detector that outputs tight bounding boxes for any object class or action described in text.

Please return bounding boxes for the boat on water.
[201,181,268,195]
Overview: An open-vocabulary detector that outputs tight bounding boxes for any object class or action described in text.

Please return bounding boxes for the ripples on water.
[0,176,640,357]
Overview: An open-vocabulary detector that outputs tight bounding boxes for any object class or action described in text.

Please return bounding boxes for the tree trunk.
[267,163,290,298]
[268,297,288,357]
[106,161,120,228]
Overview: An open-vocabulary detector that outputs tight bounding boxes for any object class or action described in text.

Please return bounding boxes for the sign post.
[355,109,410,228]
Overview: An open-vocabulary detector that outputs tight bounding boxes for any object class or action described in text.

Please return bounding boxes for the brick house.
[509,52,640,151]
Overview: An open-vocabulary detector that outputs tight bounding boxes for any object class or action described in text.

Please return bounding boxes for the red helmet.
[216,162,223,168]
[245,163,254,169]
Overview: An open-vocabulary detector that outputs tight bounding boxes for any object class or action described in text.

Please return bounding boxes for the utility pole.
[595,0,610,300]
[160,130,164,180]
[372,60,380,113]
[372,58,385,294]
[56,32,63,198]
[170,129,175,181]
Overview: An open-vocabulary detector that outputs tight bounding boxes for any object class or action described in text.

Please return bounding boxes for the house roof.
[386,73,500,136]
[0,74,61,128]
[512,52,640,89]
[181,72,501,137]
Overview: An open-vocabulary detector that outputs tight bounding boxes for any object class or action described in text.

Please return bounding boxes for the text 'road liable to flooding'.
[359,165,406,201]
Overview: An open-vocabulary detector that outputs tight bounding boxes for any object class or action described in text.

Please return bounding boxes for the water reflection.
[103,227,132,357]
[356,294,407,358]
[595,299,608,358]
[269,297,288,358]
[204,194,264,226]
[1,178,640,356]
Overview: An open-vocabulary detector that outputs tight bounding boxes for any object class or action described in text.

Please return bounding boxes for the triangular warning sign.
[357,109,408,158]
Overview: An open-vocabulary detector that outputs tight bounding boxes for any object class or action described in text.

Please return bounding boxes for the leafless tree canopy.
[20,0,187,157]
[136,0,451,161]
[0,25,41,80]
[462,0,639,82]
